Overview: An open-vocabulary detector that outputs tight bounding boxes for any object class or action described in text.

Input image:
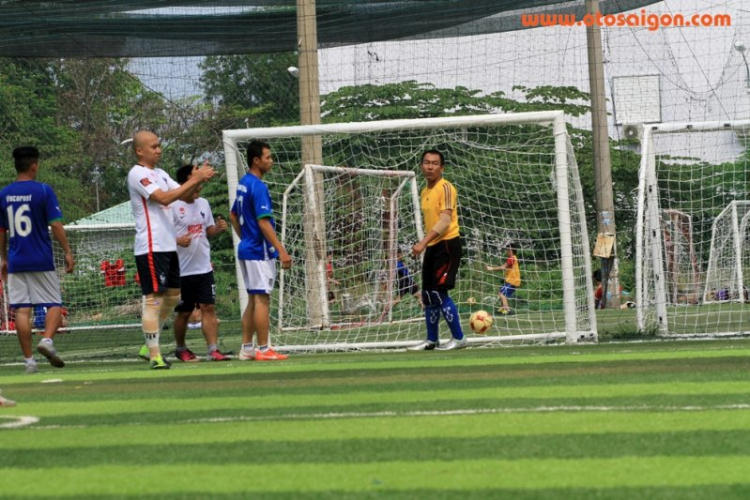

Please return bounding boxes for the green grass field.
[2,339,750,498]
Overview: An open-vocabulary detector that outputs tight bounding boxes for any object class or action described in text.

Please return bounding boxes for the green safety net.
[0,0,661,57]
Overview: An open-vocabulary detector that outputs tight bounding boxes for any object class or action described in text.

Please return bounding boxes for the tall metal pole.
[586,0,620,308]
[297,0,326,325]
[297,0,323,164]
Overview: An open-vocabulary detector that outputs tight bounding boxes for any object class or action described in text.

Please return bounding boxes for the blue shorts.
[499,283,516,298]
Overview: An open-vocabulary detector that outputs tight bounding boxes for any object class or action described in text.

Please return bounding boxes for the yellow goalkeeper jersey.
[420,178,460,245]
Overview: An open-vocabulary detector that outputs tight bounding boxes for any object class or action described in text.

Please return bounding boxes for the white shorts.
[240,260,277,295]
[8,271,62,308]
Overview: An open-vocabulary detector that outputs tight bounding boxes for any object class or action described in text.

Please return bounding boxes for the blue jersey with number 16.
[0,181,63,273]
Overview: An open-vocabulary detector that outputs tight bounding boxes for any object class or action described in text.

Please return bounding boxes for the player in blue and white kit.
[0,146,74,374]
[171,164,230,362]
[230,140,291,361]
[128,131,215,370]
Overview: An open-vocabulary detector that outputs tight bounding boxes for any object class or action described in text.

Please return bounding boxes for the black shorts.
[422,237,462,292]
[135,252,181,295]
[175,271,216,312]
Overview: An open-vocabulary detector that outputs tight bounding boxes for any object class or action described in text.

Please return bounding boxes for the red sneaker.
[208,350,230,361]
[176,349,199,363]
[254,348,288,361]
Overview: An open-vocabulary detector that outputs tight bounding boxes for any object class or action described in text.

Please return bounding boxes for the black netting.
[0,0,662,57]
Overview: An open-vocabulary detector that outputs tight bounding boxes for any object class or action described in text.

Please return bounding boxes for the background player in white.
[0,146,74,374]
[171,164,230,362]
[127,130,214,369]
[230,140,291,361]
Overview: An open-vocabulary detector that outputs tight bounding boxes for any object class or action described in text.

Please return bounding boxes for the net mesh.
[225,114,596,350]
[638,122,750,336]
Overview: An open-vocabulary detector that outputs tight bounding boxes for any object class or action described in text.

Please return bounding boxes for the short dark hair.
[12,146,39,173]
[176,164,194,185]
[593,269,602,282]
[246,140,270,167]
[421,149,444,166]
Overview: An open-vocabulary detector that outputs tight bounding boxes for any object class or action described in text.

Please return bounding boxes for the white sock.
[25,357,36,365]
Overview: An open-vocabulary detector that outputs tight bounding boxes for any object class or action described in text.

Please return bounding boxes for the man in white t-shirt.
[127,130,214,370]
[171,164,229,362]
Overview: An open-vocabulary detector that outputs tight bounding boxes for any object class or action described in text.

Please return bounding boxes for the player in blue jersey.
[230,140,292,361]
[0,146,75,374]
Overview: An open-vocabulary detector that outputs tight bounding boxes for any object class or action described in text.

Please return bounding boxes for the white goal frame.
[635,119,750,335]
[223,111,597,349]
[702,201,750,304]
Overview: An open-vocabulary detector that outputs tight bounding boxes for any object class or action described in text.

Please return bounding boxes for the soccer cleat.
[0,391,16,408]
[254,348,288,361]
[37,341,65,368]
[238,348,256,361]
[25,363,38,374]
[437,337,468,351]
[175,349,199,363]
[407,340,439,351]
[208,350,230,361]
[149,355,170,370]
[138,345,150,361]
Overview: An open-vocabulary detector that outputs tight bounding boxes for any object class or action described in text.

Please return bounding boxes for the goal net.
[702,201,750,305]
[223,112,597,351]
[636,119,750,336]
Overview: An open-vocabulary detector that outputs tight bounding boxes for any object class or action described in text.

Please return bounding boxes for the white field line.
[23,403,750,430]
[0,415,39,429]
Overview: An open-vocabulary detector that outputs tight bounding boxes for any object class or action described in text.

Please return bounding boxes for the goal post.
[278,164,422,331]
[223,111,597,351]
[702,201,750,304]
[636,119,750,336]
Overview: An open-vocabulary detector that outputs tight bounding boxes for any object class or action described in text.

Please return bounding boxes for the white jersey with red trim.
[171,198,215,277]
[128,164,180,256]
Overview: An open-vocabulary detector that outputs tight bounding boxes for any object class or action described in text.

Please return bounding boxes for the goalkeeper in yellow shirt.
[409,150,466,351]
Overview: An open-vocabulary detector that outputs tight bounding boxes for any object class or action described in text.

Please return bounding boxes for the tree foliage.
[200,52,300,129]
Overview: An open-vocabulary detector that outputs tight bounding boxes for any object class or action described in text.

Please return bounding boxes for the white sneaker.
[0,390,16,408]
[25,363,38,374]
[437,338,468,350]
[238,348,256,361]
[407,340,439,351]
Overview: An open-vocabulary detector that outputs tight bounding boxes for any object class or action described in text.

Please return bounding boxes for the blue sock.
[440,294,464,340]
[424,306,440,343]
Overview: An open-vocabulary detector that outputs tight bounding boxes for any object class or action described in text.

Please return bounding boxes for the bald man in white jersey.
[127,131,215,369]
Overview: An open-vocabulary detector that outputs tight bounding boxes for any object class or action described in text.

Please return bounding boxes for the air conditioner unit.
[622,124,641,142]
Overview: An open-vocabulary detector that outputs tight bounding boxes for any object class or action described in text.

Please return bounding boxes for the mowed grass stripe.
[9,379,750,413]
[4,430,750,468]
[4,355,750,401]
[3,343,750,384]
[50,485,750,500]
[4,410,750,449]
[4,457,750,496]
[21,393,750,428]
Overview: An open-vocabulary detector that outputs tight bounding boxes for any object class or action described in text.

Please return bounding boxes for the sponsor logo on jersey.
[140,178,152,187]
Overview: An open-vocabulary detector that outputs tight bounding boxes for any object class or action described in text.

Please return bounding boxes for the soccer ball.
[469,310,493,335]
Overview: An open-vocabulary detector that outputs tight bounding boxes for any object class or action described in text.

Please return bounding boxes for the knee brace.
[142,295,161,345]
[159,289,182,324]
